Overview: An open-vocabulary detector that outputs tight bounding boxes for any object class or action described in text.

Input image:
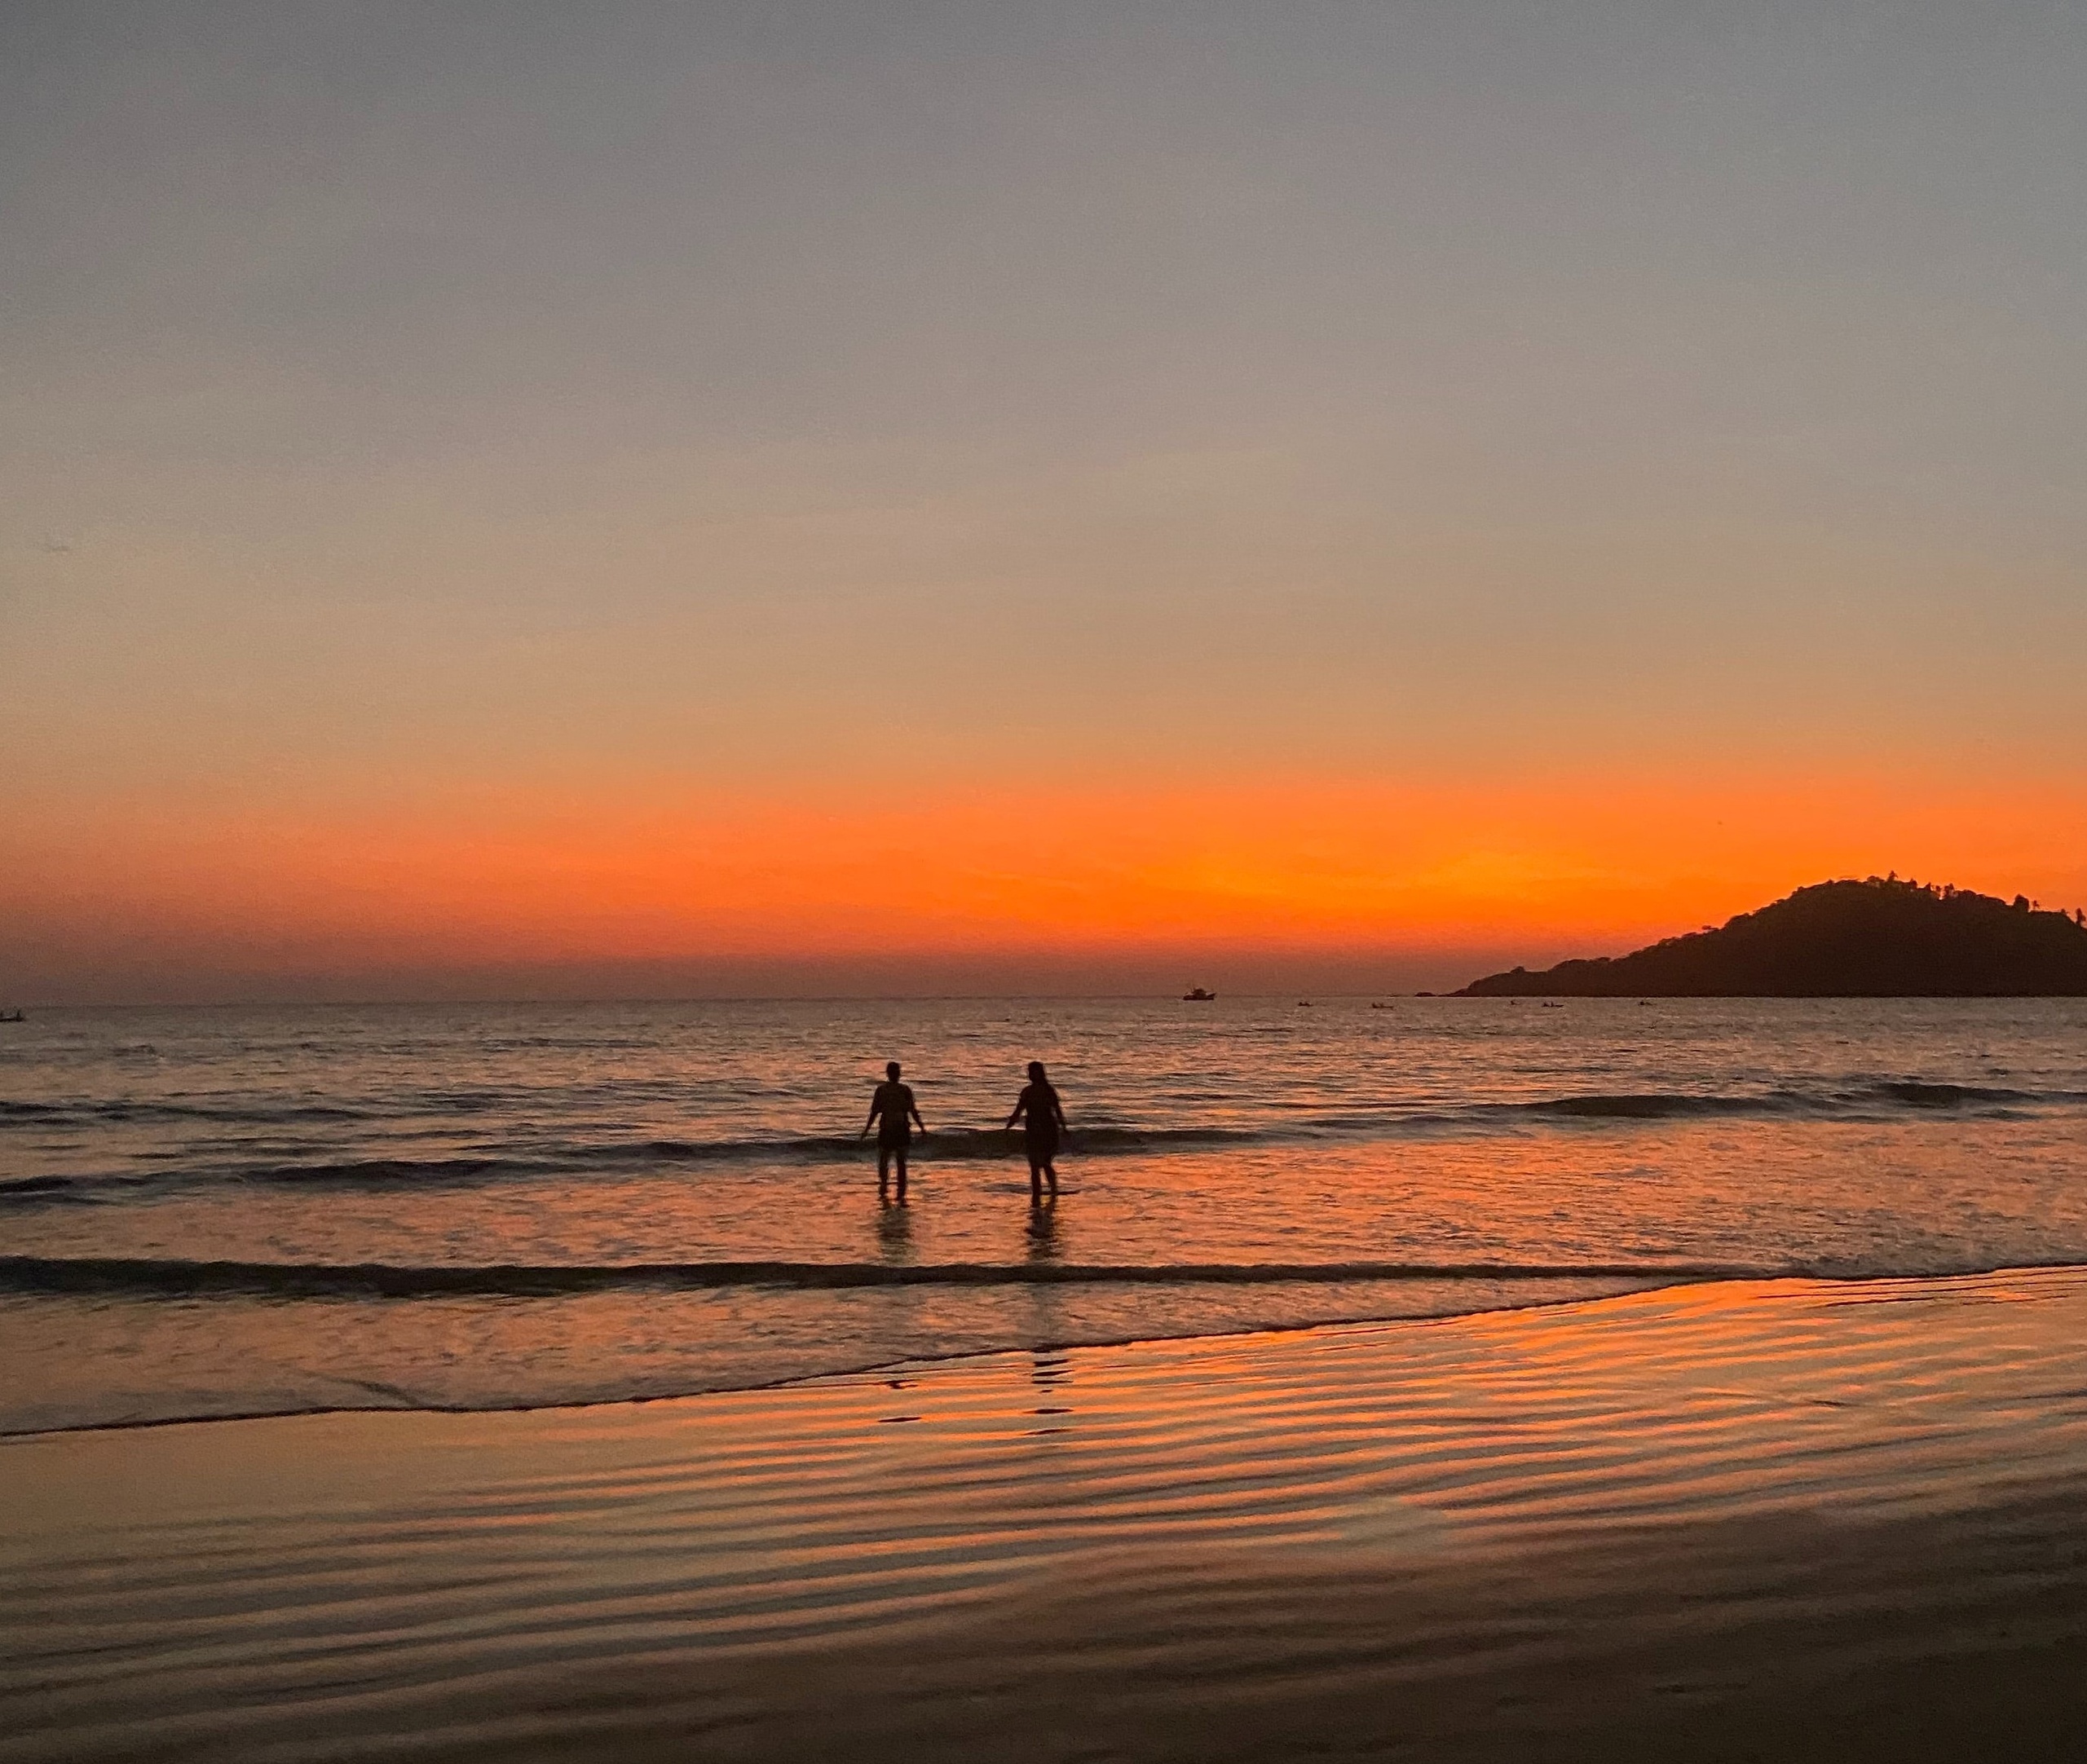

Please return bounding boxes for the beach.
[10,1265,2087,1762]
[16,3,2087,1752]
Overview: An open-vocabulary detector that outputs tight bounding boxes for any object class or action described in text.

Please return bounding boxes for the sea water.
[2,996,2084,1433]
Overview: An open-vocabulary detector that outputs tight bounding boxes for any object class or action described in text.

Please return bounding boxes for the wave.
[0,1127,1269,1202]
[567,1125,1258,1164]
[1519,1092,1795,1120]
[0,1175,88,1198]
[5,1081,2063,1138]
[1869,1081,2042,1108]
[0,1254,1772,1299]
[1511,1082,2052,1120]
[4,1082,2076,1206]
[0,1096,373,1126]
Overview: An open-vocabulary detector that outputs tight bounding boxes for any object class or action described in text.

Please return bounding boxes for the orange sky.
[12,768,2084,1001]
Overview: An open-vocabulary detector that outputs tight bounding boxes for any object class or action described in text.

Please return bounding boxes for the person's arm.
[1005,1091,1027,1131]
[861,1097,880,1138]
[907,1088,925,1133]
[1052,1092,1069,1131]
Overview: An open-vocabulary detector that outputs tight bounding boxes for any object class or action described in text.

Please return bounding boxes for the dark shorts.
[878,1127,911,1152]
[1024,1126,1058,1162]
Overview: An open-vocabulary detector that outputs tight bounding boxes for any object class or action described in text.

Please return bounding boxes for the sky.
[4,1,2084,1001]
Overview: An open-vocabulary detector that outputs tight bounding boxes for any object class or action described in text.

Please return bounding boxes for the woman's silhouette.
[1005,1061,1068,1203]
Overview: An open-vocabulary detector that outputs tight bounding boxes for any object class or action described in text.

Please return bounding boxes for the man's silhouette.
[862,1061,925,1202]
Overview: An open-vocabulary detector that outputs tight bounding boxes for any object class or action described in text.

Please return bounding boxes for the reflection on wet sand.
[10,1268,2087,1761]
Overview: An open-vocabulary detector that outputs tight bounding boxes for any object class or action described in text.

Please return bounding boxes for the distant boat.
[0,1010,23,1023]
[1182,987,1216,1002]
[1296,1000,1313,1008]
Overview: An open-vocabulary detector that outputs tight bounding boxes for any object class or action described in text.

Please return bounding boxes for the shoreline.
[7,1259,2087,1440]
[10,1266,2087,1760]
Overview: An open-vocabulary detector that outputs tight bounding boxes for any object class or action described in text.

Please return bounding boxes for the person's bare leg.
[878,1145,892,1202]
[894,1150,908,1203]
[1029,1159,1044,1205]
[1044,1158,1058,1200]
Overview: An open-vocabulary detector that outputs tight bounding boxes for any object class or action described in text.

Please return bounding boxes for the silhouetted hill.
[1456,878,2087,997]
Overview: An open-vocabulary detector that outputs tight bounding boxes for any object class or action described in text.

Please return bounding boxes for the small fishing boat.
[1182,987,1216,1002]
[0,1009,24,1023]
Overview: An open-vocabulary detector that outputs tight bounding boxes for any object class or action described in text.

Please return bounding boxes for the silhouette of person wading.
[862,1061,925,1202]
[1006,1061,1069,1205]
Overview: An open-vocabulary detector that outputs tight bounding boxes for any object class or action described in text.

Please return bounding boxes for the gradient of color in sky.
[5,1,2084,1003]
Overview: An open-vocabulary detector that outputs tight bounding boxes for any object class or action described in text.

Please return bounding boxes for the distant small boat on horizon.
[0,1009,24,1023]
[1182,987,1216,1003]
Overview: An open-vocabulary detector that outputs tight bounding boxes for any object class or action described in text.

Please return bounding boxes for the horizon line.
[6,990,1463,1012]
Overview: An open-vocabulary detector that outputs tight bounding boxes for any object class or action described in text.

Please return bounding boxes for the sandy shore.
[7,1268,2087,1762]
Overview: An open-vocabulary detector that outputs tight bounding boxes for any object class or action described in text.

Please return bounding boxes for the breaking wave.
[0,1253,1775,1299]
[3,1080,2077,1205]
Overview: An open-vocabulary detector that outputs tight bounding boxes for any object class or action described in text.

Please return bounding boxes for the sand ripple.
[7,1268,2087,1761]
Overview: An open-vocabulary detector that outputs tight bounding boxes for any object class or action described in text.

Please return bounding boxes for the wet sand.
[7,1268,2087,1761]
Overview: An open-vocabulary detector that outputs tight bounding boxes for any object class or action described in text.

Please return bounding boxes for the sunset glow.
[14,768,2084,999]
[6,6,2083,1003]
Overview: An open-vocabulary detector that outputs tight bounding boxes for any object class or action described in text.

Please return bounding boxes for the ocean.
[3,996,2085,1435]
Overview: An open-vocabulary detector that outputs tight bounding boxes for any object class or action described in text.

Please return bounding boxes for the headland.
[1458,875,2087,996]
